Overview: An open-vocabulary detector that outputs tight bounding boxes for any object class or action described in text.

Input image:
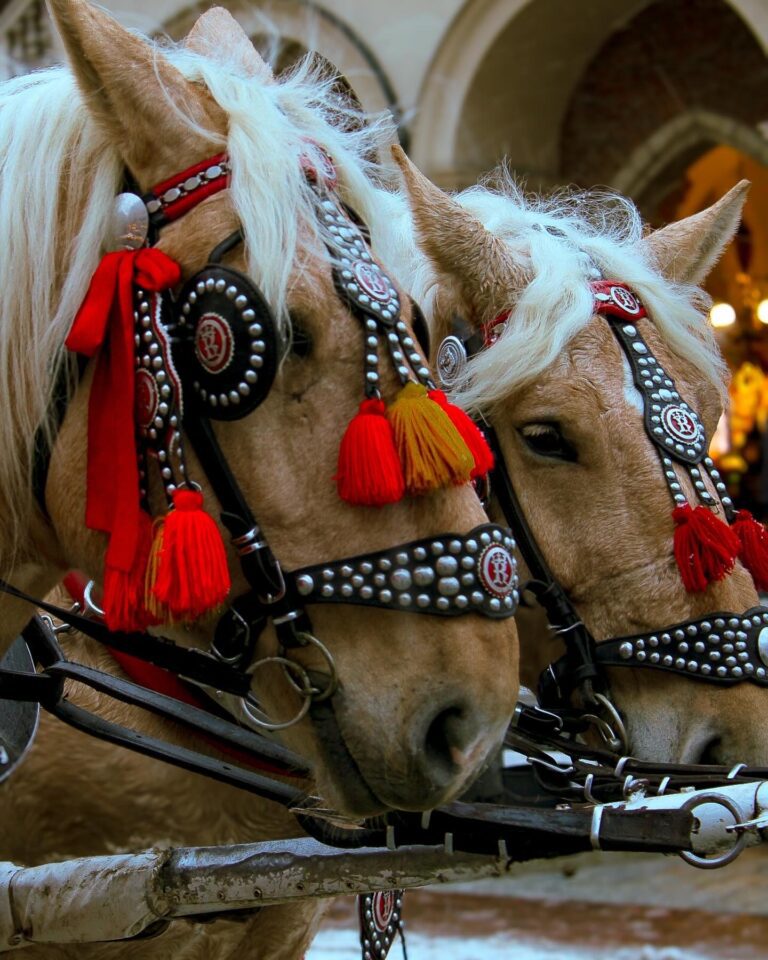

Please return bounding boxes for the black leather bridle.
[437,281,768,749]
[0,146,519,754]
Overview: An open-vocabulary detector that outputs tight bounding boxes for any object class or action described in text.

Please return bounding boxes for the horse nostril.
[699,737,722,766]
[423,704,479,778]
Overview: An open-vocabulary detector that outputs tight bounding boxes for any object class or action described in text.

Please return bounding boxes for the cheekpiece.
[358,890,404,960]
[598,606,768,685]
[592,281,731,516]
[292,523,519,618]
[302,147,433,401]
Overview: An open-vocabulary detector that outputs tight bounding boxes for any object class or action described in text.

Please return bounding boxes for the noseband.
[437,280,768,747]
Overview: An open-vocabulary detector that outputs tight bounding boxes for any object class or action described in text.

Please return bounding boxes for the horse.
[379,148,768,769]
[0,4,519,956]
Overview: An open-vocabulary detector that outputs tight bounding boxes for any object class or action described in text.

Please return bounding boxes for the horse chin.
[308,699,391,818]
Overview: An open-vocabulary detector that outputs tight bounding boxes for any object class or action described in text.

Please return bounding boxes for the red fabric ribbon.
[66,249,182,579]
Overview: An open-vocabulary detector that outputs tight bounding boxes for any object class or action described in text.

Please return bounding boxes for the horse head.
[0,2,518,817]
[388,147,768,768]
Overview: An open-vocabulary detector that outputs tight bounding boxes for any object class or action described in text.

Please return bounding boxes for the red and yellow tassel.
[387,382,474,496]
[151,488,231,621]
[428,389,494,479]
[672,503,740,593]
[732,509,768,591]
[336,398,405,506]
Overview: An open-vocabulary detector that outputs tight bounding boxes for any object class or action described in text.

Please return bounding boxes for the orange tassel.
[732,510,768,591]
[143,518,169,623]
[387,382,474,495]
[102,511,153,631]
[672,503,740,593]
[428,389,494,479]
[152,488,231,621]
[336,398,405,506]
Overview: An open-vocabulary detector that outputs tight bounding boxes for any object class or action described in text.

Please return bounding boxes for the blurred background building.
[3,0,768,511]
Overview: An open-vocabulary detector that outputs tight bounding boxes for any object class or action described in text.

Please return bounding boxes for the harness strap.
[0,578,254,697]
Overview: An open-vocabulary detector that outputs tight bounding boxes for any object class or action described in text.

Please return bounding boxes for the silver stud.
[379,589,392,603]
[436,556,458,576]
[398,593,412,606]
[413,547,427,561]
[466,540,478,553]
[321,584,334,597]
[619,642,633,660]
[438,577,460,597]
[431,542,445,555]
[390,569,412,591]
[471,591,484,604]
[414,567,434,586]
[341,584,353,597]
[360,586,373,599]
[416,594,430,608]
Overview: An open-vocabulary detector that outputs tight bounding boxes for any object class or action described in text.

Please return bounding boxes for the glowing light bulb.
[757,299,768,324]
[709,302,736,328]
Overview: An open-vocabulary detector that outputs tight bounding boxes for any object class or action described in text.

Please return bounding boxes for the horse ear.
[640,180,750,286]
[391,144,527,321]
[184,7,274,82]
[47,0,226,186]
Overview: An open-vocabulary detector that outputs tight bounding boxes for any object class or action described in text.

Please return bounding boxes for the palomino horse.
[383,149,768,768]
[0,4,518,956]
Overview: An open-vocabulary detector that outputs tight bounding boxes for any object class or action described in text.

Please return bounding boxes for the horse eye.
[289,316,313,358]
[520,423,578,462]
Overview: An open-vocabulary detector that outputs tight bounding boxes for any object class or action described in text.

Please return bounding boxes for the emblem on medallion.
[353,260,392,303]
[299,141,337,189]
[478,543,516,599]
[195,313,234,375]
[135,368,159,431]
[609,285,641,315]
[661,404,700,444]
[358,889,404,960]
[436,335,468,388]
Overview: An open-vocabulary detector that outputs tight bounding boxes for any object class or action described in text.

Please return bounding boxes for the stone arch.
[612,111,768,210]
[163,0,398,123]
[413,0,653,187]
[413,0,768,188]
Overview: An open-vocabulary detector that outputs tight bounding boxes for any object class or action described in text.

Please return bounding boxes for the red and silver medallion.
[478,543,516,599]
[609,285,641,315]
[358,889,404,960]
[195,313,234,375]
[353,260,392,303]
[135,368,159,432]
[661,404,699,444]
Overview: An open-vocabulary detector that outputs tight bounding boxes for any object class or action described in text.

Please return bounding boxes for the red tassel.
[428,389,494,479]
[336,398,405,506]
[102,511,154,631]
[732,510,768,590]
[152,489,231,621]
[672,503,740,593]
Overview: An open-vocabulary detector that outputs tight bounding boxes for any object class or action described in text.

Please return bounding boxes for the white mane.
[372,172,728,417]
[0,41,394,567]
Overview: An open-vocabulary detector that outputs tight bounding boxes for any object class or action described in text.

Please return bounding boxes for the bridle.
[0,142,518,738]
[437,280,768,750]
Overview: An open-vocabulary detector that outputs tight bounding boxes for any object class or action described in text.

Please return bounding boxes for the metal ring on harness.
[580,692,628,754]
[678,793,748,869]
[243,656,314,731]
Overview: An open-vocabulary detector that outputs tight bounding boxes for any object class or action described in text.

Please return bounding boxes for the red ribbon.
[66,248,181,577]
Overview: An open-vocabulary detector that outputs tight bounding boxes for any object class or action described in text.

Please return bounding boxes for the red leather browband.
[143,153,229,227]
